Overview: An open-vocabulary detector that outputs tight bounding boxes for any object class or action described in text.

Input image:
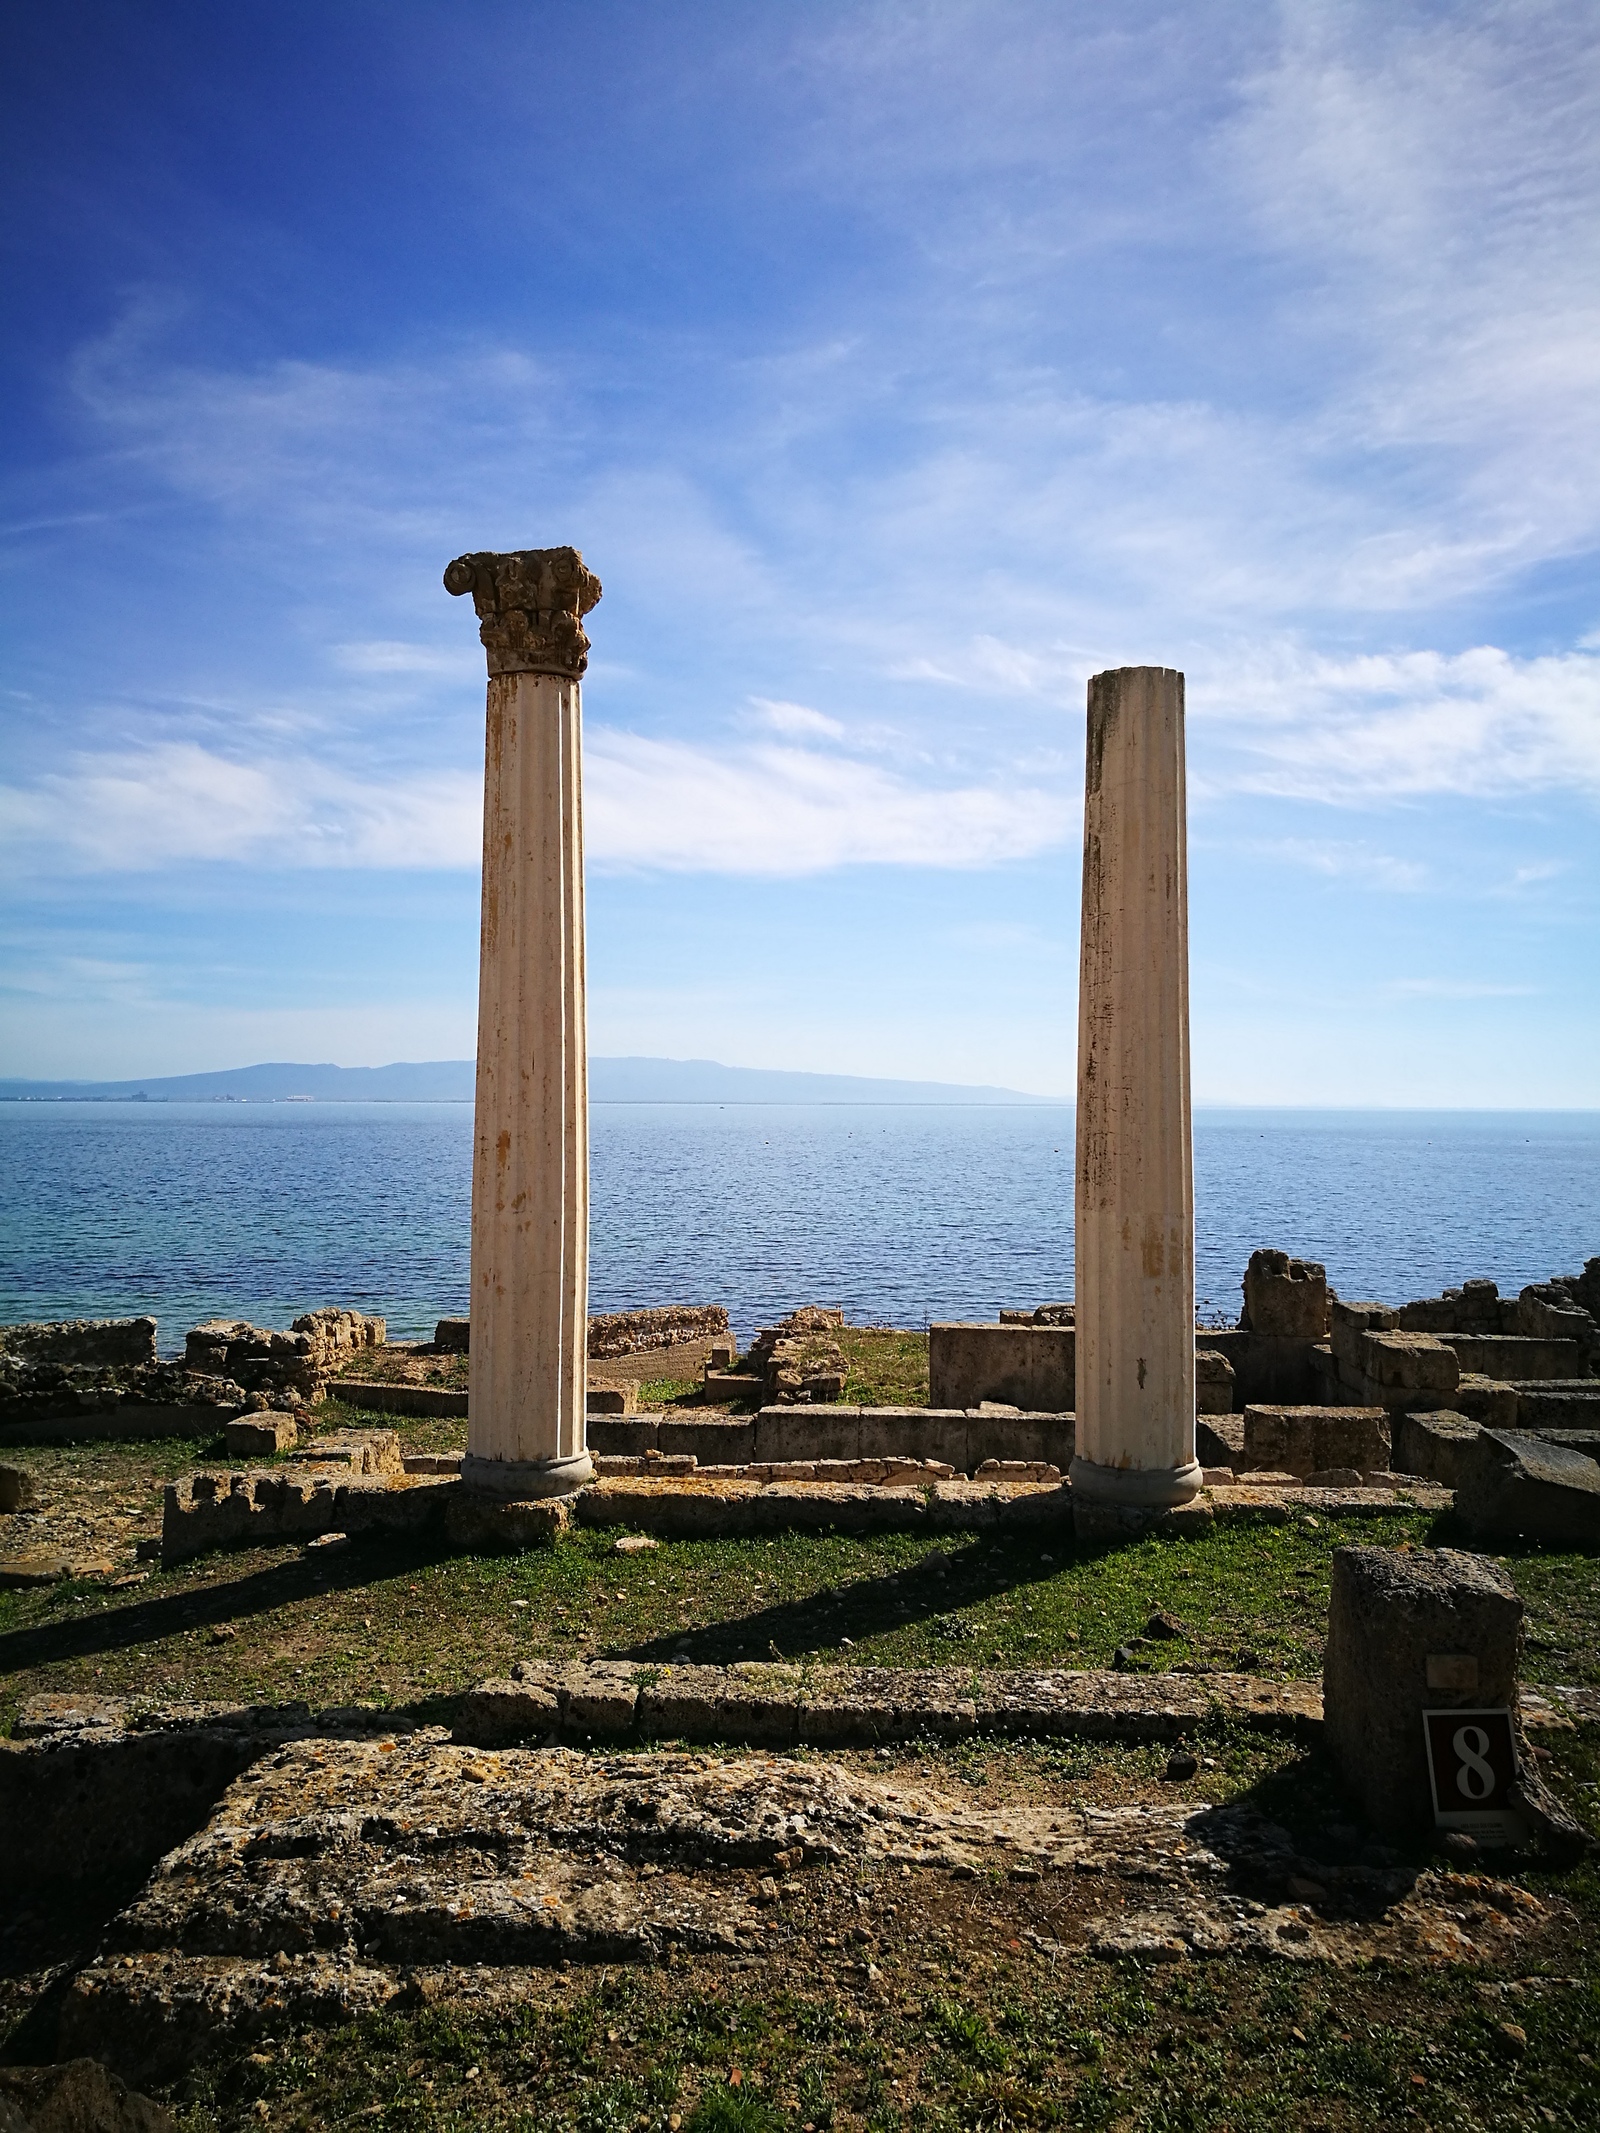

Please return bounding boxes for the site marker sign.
[1422,1707,1521,1841]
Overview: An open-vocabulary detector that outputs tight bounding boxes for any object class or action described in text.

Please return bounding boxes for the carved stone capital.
[443,546,602,679]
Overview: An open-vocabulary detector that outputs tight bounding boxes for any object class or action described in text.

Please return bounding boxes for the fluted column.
[1071,666,1201,1513]
[445,546,600,1497]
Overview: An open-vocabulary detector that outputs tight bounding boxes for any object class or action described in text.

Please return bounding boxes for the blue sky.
[2,0,1597,1103]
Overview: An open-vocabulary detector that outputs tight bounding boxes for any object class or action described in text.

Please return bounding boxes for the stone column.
[1071,666,1202,1515]
[444,547,601,1497]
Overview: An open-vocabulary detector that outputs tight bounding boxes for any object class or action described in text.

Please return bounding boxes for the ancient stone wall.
[0,1317,158,1368]
[586,1305,731,1359]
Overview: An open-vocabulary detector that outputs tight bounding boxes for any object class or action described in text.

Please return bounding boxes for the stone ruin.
[0,1307,385,1444]
[748,1305,848,1404]
[184,1307,385,1409]
[588,1303,731,1360]
[1,1315,245,1440]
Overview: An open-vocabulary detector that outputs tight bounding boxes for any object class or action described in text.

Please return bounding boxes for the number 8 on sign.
[1452,1725,1498,1802]
[1423,1708,1519,1834]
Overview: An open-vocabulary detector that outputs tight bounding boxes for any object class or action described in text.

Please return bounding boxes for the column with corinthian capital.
[444,546,600,1496]
[1071,665,1202,1522]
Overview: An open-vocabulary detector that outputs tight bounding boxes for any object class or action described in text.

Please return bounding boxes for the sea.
[1,1102,1597,1348]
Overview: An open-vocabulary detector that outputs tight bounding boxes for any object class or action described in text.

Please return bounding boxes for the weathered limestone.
[1072,667,1200,1513]
[0,1463,38,1513]
[589,1304,731,1357]
[224,1412,300,1458]
[1455,1429,1600,1546]
[1241,1404,1391,1479]
[446,546,601,1498]
[1395,1410,1484,1488]
[1194,1348,1235,1414]
[1240,1250,1330,1339]
[185,1309,383,1406]
[1323,1545,1523,1837]
[928,1322,1074,1411]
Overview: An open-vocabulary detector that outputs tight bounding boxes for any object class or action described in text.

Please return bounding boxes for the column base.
[1069,1454,1203,1509]
[461,1451,594,1499]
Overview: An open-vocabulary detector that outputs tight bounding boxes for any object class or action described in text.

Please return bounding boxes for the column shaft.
[1071,666,1200,1508]
[466,671,590,1489]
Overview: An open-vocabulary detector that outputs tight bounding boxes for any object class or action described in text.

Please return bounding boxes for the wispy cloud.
[1386,978,1540,1001]
[1240,836,1428,891]
[1195,645,1600,804]
[0,730,1067,878]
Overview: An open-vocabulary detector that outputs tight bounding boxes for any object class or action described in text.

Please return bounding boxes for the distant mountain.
[0,1056,1057,1105]
[589,1057,1052,1104]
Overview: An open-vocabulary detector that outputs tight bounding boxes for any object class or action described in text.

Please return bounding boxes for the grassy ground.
[4,1426,1599,1726]
[159,1890,1600,2132]
[5,1354,1600,2128]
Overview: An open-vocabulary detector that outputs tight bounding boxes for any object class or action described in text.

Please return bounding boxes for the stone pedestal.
[445,547,601,1498]
[1071,666,1201,1515]
[1323,1545,1522,1837]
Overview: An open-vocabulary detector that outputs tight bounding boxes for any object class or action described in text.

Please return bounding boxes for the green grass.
[8,1481,1599,1732]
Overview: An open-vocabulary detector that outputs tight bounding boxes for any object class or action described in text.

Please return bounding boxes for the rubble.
[184,1307,384,1406]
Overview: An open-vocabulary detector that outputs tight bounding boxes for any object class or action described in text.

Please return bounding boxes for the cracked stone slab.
[59,1738,1563,2081]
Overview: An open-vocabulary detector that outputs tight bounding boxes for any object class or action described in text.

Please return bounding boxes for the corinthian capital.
[443,546,602,679]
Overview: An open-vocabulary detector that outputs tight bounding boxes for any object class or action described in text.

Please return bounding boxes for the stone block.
[224,1413,299,1458]
[298,1430,404,1477]
[0,2057,176,2133]
[1442,1335,1584,1382]
[1330,1299,1399,1372]
[1242,1405,1390,1478]
[434,1317,470,1352]
[657,1416,755,1464]
[1454,1374,1519,1428]
[586,1416,658,1456]
[452,1676,559,1743]
[1536,1428,1600,1460]
[700,1371,767,1404]
[1512,1383,1600,1430]
[1195,1415,1244,1468]
[1198,1328,1324,1406]
[0,1463,37,1513]
[1359,1331,1459,1396]
[1323,1544,1523,1836]
[586,1382,635,1416]
[861,1408,972,1466]
[333,1380,467,1419]
[557,1659,642,1737]
[443,1491,569,1552]
[1455,1429,1600,1546]
[1194,1348,1235,1414]
[1395,1411,1482,1488]
[404,1451,464,1475]
[636,1663,737,1742]
[1240,1250,1330,1339]
[928,1322,1073,1411]
[752,1406,864,1462]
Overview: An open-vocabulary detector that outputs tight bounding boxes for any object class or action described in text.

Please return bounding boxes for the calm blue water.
[0,1102,1597,1346]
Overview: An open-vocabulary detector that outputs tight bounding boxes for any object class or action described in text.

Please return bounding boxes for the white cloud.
[0,743,481,873]
[745,697,847,741]
[585,730,1064,874]
[1241,837,1428,891]
[1194,645,1600,804]
[0,730,1067,878]
[332,641,475,677]
[1386,979,1540,1001]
